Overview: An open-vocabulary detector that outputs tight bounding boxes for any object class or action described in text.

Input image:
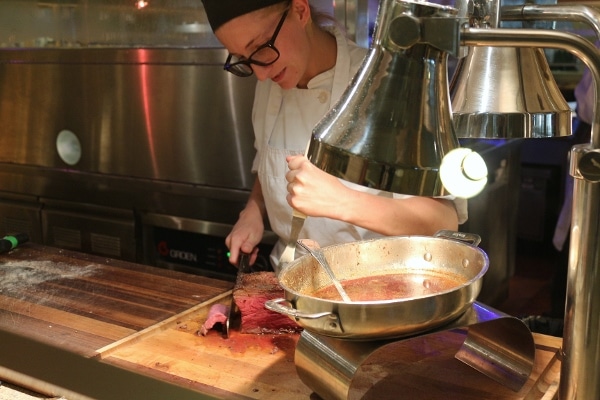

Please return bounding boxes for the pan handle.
[265,298,336,320]
[434,230,481,246]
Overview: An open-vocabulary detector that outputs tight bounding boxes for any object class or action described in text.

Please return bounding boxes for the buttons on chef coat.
[318,91,329,104]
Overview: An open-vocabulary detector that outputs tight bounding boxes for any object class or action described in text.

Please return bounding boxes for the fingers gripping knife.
[275,209,307,275]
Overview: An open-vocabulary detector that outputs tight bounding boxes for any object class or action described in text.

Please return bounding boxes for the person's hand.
[285,154,349,219]
[225,206,264,267]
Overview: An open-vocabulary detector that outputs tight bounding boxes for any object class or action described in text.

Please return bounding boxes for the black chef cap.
[202,0,288,32]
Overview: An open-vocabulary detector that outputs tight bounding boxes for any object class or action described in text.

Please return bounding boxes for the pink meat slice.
[234,271,302,334]
[199,303,230,336]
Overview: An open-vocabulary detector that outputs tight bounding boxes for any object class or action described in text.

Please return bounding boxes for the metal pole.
[460,27,600,399]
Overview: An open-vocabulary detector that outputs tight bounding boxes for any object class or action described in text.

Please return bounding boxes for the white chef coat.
[251,25,468,267]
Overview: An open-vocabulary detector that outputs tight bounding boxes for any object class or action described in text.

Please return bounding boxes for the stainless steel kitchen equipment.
[0,0,335,279]
[451,46,573,139]
[268,230,538,399]
[456,3,600,398]
[267,232,489,340]
[141,212,276,280]
[0,0,594,398]
[305,0,600,398]
[0,46,270,278]
[295,303,536,400]
[0,0,282,279]
[308,0,461,196]
[0,0,514,304]
[450,0,573,139]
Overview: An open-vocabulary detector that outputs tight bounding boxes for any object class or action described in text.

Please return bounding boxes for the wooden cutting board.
[0,243,563,399]
[99,296,313,400]
[0,243,232,357]
[100,298,563,400]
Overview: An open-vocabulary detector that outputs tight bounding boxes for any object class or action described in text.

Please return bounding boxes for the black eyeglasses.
[224,8,289,77]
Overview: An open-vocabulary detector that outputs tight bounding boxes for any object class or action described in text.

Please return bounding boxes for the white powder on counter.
[0,260,97,294]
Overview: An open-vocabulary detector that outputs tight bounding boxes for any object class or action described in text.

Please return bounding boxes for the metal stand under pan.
[294,302,535,400]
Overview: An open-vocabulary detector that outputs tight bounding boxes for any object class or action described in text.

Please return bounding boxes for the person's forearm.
[242,177,267,221]
[334,191,459,236]
[285,154,459,235]
[226,177,267,263]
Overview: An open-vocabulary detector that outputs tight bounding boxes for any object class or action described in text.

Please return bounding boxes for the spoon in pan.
[297,240,352,302]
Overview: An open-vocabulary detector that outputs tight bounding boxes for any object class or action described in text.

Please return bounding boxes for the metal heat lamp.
[307,0,600,398]
[306,0,486,197]
[450,0,573,139]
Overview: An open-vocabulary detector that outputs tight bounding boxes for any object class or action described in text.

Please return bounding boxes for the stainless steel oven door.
[141,213,276,281]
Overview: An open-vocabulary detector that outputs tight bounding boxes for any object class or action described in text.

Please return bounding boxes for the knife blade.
[275,209,306,275]
[223,252,250,338]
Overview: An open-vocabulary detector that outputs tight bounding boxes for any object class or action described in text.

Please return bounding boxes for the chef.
[201,0,467,269]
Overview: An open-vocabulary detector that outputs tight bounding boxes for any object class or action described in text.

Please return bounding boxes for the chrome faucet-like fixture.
[307,0,600,398]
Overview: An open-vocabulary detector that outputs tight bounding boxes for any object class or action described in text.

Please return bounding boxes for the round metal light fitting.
[56,129,82,166]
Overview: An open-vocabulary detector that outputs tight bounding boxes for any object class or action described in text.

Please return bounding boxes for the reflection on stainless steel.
[295,302,535,400]
[563,144,600,400]
[450,0,572,139]
[451,46,573,138]
[307,0,461,196]
[270,234,489,340]
[0,1,220,48]
[0,48,255,191]
[55,130,82,166]
[454,314,536,392]
[0,48,258,268]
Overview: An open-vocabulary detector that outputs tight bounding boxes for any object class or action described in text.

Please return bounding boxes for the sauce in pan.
[312,273,464,301]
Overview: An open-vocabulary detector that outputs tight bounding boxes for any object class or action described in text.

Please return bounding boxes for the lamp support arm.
[501,3,600,35]
[460,26,600,399]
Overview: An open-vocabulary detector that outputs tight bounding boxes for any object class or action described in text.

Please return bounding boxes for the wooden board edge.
[94,290,232,360]
[526,333,562,400]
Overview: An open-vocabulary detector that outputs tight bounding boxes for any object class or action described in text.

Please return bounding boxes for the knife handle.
[0,233,29,254]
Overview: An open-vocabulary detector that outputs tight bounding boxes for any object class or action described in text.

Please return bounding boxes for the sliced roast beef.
[199,303,229,336]
[233,271,302,334]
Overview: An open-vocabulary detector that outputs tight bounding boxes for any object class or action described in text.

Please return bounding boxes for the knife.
[223,252,251,338]
[275,143,311,274]
[275,209,306,275]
